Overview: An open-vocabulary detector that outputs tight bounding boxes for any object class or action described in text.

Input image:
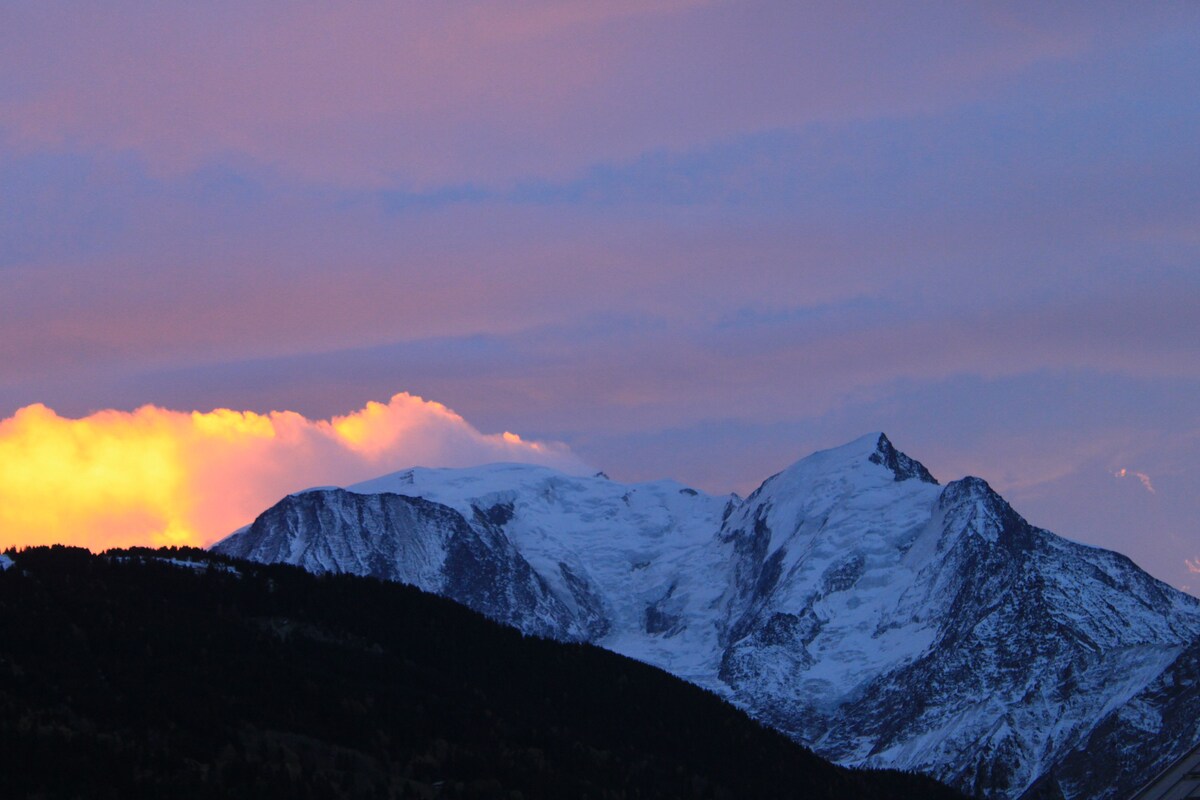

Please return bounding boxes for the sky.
[1,2,1198,592]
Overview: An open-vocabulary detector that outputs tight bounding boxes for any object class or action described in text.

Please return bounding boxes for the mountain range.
[0,545,965,799]
[215,433,1200,799]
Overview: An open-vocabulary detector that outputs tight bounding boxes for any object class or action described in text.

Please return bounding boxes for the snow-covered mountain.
[214,433,1200,799]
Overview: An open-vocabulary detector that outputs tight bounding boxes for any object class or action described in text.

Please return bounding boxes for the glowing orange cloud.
[1186,558,1200,575]
[0,393,584,552]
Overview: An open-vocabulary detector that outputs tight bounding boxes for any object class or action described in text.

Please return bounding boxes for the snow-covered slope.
[214,433,1200,799]
[346,463,736,682]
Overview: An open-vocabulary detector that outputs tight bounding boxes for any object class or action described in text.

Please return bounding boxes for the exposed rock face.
[214,433,1200,799]
[215,489,581,639]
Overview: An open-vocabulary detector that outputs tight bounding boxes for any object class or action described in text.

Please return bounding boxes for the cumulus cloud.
[0,392,586,551]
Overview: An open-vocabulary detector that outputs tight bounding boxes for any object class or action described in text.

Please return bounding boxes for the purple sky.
[2,2,1198,592]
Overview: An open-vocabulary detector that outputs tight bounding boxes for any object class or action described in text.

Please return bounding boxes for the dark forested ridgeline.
[0,546,964,800]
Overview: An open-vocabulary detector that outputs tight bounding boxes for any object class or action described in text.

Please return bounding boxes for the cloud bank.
[0,393,585,552]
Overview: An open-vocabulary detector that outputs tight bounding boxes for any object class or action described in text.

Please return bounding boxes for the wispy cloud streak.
[1114,468,1156,495]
